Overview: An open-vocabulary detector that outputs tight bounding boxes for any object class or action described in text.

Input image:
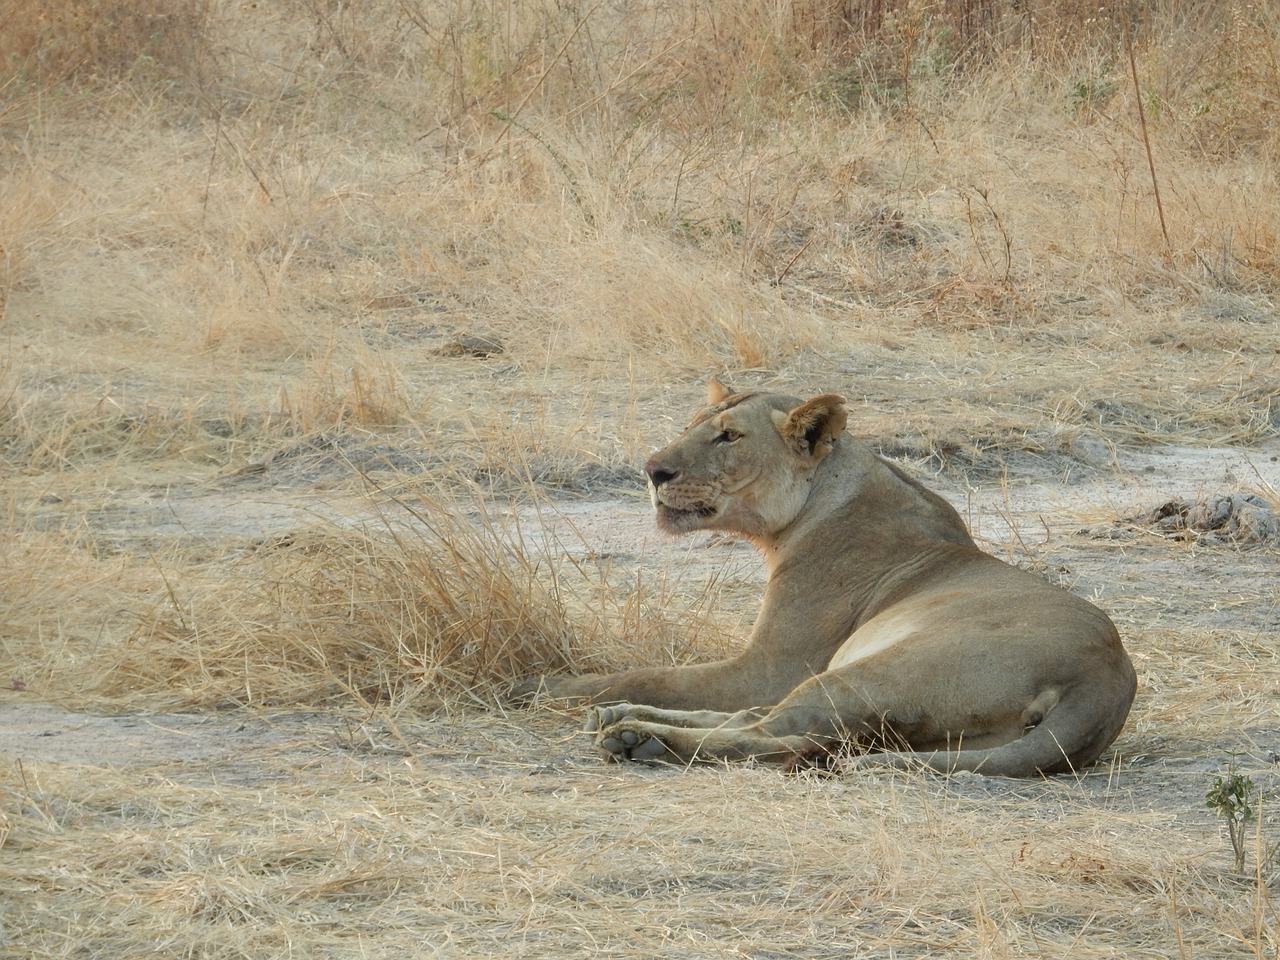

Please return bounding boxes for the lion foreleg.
[587,703,768,733]
[593,702,838,765]
[593,719,824,764]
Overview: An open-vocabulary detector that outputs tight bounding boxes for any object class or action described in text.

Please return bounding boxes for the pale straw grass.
[3,723,1276,959]
[3,2,1280,957]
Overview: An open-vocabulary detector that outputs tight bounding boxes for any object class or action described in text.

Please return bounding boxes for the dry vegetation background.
[2,0,1280,956]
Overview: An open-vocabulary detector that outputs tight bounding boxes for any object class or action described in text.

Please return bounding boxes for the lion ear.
[775,394,848,460]
[706,377,732,404]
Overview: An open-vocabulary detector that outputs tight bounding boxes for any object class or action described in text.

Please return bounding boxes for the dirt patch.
[0,703,323,771]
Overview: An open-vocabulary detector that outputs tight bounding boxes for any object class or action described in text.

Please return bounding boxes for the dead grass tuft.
[136,540,557,708]
[82,499,588,708]
[2,491,732,711]
[276,349,414,431]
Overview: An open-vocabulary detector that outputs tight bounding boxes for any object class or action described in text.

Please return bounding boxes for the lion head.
[643,380,848,540]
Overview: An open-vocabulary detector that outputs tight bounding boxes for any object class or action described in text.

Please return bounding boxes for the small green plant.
[1206,764,1255,874]
[1206,759,1280,880]
[1070,75,1116,113]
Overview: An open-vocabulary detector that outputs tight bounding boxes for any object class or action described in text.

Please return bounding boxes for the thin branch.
[1124,16,1170,252]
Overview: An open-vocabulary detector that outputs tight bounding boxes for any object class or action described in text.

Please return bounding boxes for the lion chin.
[654,502,717,533]
[517,382,1137,779]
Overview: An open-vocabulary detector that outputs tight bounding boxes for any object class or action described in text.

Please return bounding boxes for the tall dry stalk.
[1123,14,1171,253]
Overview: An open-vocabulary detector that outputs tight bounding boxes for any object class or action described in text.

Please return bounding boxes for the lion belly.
[827,588,978,670]
[827,610,922,669]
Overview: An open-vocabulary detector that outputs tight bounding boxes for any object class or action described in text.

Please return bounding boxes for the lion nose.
[645,459,678,488]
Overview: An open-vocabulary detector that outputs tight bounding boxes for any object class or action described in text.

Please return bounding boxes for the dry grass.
[2,714,1278,959]
[0,490,740,713]
[2,1,1280,957]
[0,0,214,85]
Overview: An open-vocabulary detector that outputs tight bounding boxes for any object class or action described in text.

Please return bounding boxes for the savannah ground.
[2,1,1280,956]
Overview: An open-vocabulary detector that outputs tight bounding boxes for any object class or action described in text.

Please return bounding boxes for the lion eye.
[713,428,742,444]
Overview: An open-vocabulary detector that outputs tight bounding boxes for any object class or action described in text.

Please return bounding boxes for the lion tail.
[849,689,1134,778]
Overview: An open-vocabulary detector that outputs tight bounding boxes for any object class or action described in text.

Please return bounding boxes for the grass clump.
[45,498,586,709]
[1,491,725,711]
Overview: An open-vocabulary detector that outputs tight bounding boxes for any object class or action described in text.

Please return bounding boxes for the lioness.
[523,381,1137,777]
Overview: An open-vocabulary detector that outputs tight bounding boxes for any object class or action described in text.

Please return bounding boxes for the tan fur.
[521,384,1137,777]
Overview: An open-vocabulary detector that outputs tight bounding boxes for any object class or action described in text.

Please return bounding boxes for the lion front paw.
[590,709,674,763]
[585,703,640,732]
